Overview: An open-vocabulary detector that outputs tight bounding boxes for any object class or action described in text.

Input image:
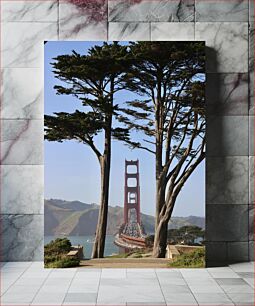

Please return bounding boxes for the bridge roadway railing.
[120,233,146,248]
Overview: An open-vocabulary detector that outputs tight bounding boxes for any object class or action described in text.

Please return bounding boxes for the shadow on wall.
[205,46,250,266]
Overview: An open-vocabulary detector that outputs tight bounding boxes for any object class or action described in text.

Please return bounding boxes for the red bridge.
[114,160,147,250]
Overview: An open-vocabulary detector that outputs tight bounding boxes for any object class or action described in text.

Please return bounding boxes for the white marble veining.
[1,0,58,22]
[195,22,248,73]
[109,22,150,40]
[0,0,253,266]
[0,215,43,261]
[1,165,43,214]
[206,73,248,116]
[1,119,43,165]
[59,0,107,40]
[151,22,195,41]
[1,68,43,119]
[1,22,58,68]
[108,0,195,22]
[196,0,248,22]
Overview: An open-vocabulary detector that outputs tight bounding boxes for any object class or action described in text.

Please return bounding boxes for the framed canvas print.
[44,41,205,268]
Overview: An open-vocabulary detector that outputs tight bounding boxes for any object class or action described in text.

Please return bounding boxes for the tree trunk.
[91,154,110,258]
[153,189,175,258]
[153,219,168,258]
[91,129,111,258]
[155,177,166,229]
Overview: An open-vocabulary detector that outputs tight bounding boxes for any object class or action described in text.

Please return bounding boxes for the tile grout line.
[206,267,239,305]
[61,267,78,305]
[154,268,167,306]
[1,262,33,297]
[179,270,201,306]
[29,265,54,305]
[95,268,102,306]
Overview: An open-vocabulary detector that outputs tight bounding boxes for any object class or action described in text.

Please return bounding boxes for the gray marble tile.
[249,116,254,155]
[0,214,43,261]
[206,205,249,241]
[249,241,254,261]
[64,293,97,303]
[196,0,248,22]
[1,0,58,22]
[206,156,249,204]
[195,22,248,73]
[216,277,249,286]
[249,70,254,115]
[31,291,66,305]
[2,22,58,68]
[160,284,191,294]
[1,165,43,214]
[162,292,198,305]
[250,0,254,22]
[192,292,234,305]
[237,272,255,278]
[108,22,150,41]
[206,242,227,267]
[59,0,107,40]
[0,119,43,165]
[249,157,254,205]
[207,116,248,156]
[151,22,195,41]
[227,242,249,262]
[1,68,43,119]
[249,26,254,114]
[249,204,254,240]
[108,0,195,22]
[206,73,248,116]
[127,303,166,306]
[227,292,254,305]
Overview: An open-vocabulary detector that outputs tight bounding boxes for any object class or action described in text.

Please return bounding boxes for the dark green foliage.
[46,257,80,268]
[44,42,138,258]
[45,42,135,152]
[44,237,72,255]
[167,226,205,245]
[44,238,80,268]
[169,248,205,268]
[44,41,206,258]
[119,41,206,156]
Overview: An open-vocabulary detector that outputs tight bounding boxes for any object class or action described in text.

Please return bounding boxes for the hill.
[45,199,205,236]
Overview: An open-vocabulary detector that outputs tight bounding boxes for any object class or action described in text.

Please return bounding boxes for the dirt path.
[79,258,170,268]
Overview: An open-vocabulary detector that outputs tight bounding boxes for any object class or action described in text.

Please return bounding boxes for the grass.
[168,247,205,268]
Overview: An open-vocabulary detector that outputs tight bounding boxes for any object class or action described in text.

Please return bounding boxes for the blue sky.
[44,41,205,217]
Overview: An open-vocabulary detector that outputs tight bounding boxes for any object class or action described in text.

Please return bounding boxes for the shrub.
[46,257,80,268]
[168,248,205,268]
[44,238,80,268]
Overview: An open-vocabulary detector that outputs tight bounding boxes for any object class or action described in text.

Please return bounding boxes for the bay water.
[44,235,120,259]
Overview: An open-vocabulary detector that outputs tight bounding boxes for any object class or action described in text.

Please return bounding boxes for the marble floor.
[0,261,254,305]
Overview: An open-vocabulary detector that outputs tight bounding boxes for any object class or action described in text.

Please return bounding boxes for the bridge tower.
[124,160,141,225]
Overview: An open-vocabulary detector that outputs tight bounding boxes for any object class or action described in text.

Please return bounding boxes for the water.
[44,235,120,259]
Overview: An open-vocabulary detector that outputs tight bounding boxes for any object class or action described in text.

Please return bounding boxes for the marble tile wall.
[0,0,253,264]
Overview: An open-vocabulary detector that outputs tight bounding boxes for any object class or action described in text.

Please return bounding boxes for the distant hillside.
[45,199,205,236]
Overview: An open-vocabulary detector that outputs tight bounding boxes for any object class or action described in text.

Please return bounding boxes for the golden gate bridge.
[114,159,147,250]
